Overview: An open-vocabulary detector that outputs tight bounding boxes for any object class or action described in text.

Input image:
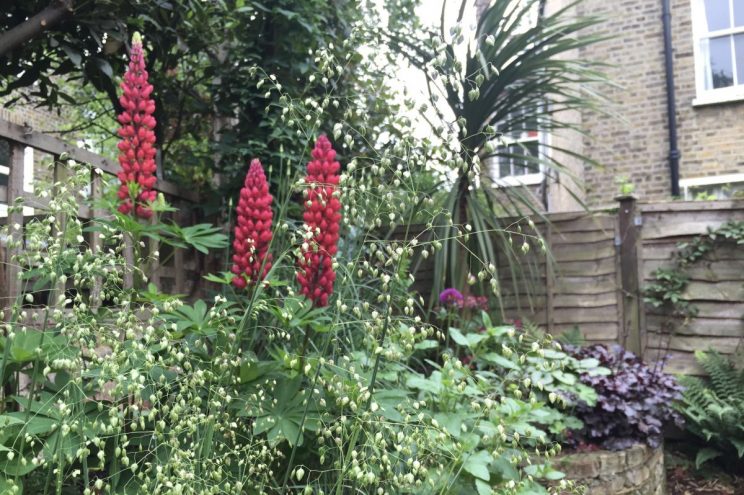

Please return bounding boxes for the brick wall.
[0,98,68,186]
[573,0,744,209]
[0,100,66,136]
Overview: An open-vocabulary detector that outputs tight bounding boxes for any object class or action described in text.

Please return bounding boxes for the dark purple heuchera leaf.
[567,344,684,450]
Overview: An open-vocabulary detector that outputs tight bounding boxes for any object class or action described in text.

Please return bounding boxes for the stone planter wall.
[553,444,665,494]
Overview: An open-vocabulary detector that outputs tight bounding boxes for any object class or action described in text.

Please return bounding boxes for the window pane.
[524,142,540,173]
[708,36,735,88]
[498,147,511,177]
[508,144,524,175]
[736,33,744,83]
[704,0,731,31]
[735,0,744,27]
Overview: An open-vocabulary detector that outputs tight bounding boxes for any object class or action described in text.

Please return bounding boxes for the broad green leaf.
[551,370,576,385]
[0,416,23,428]
[406,374,443,395]
[491,457,519,481]
[414,340,439,350]
[0,474,22,495]
[481,353,519,370]
[462,450,492,481]
[475,479,493,495]
[449,327,470,347]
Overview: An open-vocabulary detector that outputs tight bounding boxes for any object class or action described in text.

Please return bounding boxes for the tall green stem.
[333,302,392,495]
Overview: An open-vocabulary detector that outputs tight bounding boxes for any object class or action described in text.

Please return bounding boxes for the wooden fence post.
[616,195,644,356]
[89,169,104,309]
[148,215,160,290]
[173,200,187,295]
[2,143,25,321]
[52,158,68,309]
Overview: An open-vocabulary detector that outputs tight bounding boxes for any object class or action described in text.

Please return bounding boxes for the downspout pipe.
[662,0,681,197]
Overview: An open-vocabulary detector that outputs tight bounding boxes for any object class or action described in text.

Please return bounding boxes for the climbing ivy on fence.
[644,220,744,321]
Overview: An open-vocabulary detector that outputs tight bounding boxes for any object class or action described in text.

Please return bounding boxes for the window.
[680,173,744,199]
[692,0,744,104]
[487,108,544,186]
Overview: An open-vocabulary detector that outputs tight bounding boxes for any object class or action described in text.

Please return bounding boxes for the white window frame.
[488,124,546,188]
[691,0,744,106]
[680,172,744,199]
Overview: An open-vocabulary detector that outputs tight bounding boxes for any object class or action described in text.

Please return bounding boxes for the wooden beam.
[0,118,199,202]
[89,170,104,309]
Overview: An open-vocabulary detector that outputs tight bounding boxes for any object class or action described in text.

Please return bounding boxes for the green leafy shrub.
[441,312,608,443]
[676,351,744,468]
[0,145,581,495]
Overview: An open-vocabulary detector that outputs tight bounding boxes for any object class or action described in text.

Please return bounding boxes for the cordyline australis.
[231,159,274,289]
[297,135,342,307]
[116,32,157,219]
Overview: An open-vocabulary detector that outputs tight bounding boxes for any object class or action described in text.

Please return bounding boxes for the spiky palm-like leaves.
[386,0,609,307]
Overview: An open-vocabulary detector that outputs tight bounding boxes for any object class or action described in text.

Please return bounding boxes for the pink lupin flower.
[116,32,157,219]
[231,159,274,288]
[297,135,342,307]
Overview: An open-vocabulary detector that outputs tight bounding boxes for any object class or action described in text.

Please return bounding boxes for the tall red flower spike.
[231,159,274,289]
[116,32,157,219]
[297,135,342,307]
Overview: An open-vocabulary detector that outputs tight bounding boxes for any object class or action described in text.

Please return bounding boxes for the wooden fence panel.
[639,200,744,374]
[498,212,621,344]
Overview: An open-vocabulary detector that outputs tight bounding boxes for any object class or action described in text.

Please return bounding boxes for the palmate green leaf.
[203,271,233,285]
[170,223,228,254]
[406,372,444,395]
[245,377,319,447]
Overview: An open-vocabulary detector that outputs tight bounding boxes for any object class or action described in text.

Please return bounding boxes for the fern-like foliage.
[677,351,744,464]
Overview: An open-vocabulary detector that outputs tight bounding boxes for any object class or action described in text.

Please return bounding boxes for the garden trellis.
[0,117,202,318]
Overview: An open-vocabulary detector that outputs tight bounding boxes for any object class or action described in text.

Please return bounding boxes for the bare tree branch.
[0,0,74,58]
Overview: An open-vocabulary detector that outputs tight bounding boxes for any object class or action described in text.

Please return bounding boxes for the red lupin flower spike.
[116,32,158,219]
[231,159,274,289]
[297,135,342,307]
